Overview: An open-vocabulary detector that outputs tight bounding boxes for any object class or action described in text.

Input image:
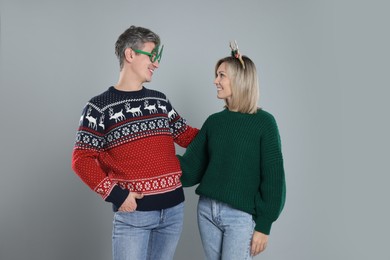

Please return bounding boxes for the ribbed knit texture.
[178,109,285,235]
[72,86,198,210]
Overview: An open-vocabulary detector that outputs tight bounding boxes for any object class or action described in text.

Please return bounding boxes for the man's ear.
[124,48,134,63]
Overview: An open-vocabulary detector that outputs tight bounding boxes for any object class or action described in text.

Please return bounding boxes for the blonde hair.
[215,56,259,114]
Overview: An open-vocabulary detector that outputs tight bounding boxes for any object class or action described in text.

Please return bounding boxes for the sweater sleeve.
[254,115,286,235]
[174,125,199,148]
[166,100,199,147]
[177,119,209,187]
[71,104,129,208]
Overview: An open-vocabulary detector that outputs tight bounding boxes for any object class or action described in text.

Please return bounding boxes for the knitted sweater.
[72,86,198,210]
[178,109,285,235]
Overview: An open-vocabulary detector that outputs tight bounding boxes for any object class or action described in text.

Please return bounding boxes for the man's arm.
[165,100,199,147]
[71,104,129,209]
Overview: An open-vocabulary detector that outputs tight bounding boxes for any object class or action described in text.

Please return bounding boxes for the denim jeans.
[112,202,184,260]
[197,196,255,260]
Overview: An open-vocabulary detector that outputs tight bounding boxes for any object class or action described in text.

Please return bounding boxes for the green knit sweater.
[178,109,286,235]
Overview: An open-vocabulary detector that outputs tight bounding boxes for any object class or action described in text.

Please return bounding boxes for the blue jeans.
[112,202,184,260]
[197,196,255,260]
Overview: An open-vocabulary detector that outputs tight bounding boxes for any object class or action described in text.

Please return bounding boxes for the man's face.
[132,42,160,83]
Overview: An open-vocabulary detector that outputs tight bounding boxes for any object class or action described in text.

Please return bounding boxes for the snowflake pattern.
[131,125,139,132]
[148,121,156,129]
[74,131,104,149]
[83,135,90,143]
[122,127,130,135]
[85,116,183,149]
[92,138,99,147]
[75,109,186,151]
[168,177,174,186]
[117,172,181,195]
[174,122,182,129]
[140,123,147,131]
[95,178,113,196]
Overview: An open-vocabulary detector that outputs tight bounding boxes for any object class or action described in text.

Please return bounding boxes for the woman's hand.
[251,231,268,256]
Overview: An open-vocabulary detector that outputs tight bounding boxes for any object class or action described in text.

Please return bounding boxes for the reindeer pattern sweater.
[178,109,286,235]
[72,86,198,210]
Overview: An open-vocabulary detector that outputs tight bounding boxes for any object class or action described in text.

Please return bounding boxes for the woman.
[178,42,286,259]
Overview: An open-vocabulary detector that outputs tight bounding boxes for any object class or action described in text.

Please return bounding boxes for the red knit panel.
[72,148,110,195]
[102,135,181,179]
[73,135,183,197]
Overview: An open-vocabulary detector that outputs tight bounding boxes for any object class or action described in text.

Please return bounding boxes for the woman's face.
[214,62,232,100]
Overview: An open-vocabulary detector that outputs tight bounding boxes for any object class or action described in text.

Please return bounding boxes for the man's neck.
[116,70,143,91]
[114,84,143,92]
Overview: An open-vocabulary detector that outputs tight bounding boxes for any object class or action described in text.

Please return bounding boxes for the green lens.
[157,45,164,63]
[151,53,157,62]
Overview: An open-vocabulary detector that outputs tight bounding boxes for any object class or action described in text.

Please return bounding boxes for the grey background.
[1,0,389,259]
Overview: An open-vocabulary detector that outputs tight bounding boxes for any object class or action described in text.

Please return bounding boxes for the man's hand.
[118,192,144,212]
[251,231,268,256]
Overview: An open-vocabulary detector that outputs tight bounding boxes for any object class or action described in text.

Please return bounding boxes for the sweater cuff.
[254,216,273,235]
[175,127,199,147]
[104,185,129,209]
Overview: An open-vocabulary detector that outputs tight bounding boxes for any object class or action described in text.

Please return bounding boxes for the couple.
[71,25,286,260]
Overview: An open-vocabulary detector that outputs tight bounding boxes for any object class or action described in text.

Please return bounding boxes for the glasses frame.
[133,45,164,63]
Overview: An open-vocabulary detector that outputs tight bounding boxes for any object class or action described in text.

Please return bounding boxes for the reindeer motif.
[157,100,167,113]
[168,108,178,119]
[98,114,105,130]
[125,102,143,116]
[144,100,158,114]
[109,108,126,123]
[85,107,97,130]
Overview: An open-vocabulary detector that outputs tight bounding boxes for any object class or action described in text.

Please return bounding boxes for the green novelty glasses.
[134,44,164,63]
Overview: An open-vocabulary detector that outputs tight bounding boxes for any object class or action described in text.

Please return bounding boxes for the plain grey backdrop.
[1,0,389,259]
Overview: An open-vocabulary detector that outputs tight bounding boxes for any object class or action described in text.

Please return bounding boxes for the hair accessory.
[229,40,245,69]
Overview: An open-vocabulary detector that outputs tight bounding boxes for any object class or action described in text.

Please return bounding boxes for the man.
[72,25,198,260]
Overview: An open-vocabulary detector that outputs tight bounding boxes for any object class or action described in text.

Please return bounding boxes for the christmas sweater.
[178,109,285,235]
[72,86,199,210]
